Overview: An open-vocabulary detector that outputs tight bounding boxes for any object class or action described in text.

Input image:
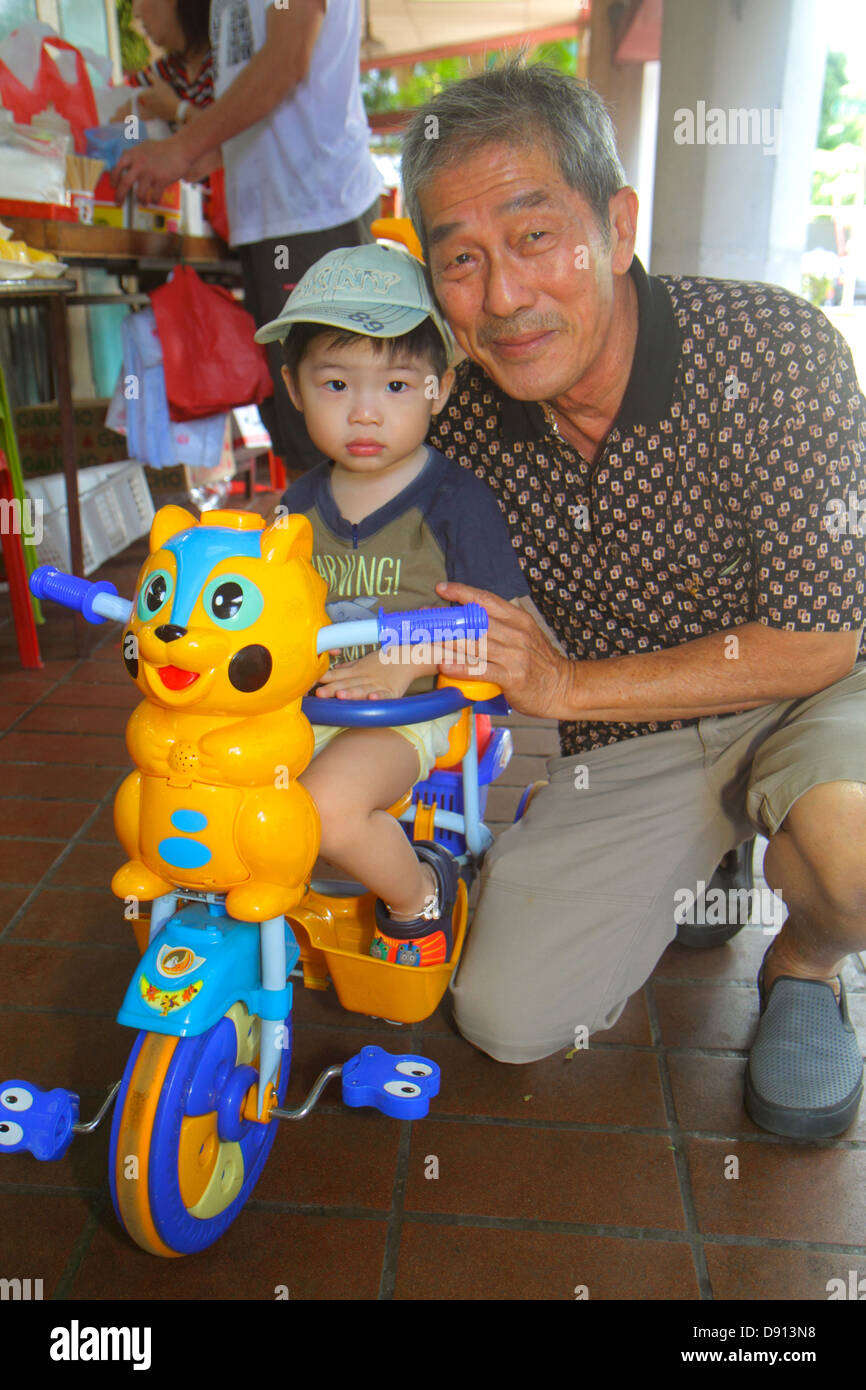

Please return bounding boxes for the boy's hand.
[313,650,414,701]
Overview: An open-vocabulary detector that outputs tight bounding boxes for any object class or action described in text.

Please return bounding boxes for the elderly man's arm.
[112,1,325,204]
[436,582,862,720]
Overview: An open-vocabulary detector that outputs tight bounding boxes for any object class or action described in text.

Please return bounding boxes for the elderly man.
[399,60,866,1140]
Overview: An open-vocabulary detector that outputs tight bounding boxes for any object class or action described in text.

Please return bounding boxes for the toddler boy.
[255,244,529,961]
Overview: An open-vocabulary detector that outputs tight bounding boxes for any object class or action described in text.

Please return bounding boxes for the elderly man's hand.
[435,581,573,718]
[111,137,191,206]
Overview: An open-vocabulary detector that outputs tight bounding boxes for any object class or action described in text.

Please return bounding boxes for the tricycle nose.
[154,624,187,643]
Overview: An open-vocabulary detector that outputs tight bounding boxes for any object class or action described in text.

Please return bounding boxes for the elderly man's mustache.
[477,314,571,345]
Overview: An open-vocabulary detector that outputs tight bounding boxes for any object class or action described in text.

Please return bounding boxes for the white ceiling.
[361,0,588,65]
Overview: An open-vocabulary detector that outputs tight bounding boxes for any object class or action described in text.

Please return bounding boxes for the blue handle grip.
[29,565,125,625]
[378,603,488,650]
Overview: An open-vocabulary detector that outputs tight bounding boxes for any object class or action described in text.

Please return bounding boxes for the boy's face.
[282,334,455,475]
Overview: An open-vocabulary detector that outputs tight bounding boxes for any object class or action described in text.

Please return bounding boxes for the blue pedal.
[341,1047,440,1120]
[0,1080,79,1161]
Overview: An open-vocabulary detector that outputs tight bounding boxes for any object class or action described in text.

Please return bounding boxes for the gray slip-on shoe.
[744,964,864,1139]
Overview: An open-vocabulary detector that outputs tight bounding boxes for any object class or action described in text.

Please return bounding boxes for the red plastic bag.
[0,37,99,153]
[151,266,273,421]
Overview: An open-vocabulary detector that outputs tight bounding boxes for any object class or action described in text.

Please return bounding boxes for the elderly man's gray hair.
[401,58,627,257]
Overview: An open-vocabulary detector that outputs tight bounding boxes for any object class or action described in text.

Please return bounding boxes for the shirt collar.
[496,255,681,443]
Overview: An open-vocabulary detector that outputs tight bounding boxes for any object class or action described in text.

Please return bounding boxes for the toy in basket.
[0,506,510,1256]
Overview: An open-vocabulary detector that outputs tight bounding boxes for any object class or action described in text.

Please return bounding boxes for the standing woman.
[118,0,214,128]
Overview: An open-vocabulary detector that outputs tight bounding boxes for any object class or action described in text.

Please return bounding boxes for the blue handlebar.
[378,603,487,649]
[29,566,131,625]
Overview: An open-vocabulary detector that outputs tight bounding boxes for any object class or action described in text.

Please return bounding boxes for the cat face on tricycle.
[125,505,330,716]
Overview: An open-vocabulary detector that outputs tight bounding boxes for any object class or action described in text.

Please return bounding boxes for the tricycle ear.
[149,505,198,554]
[260,512,314,564]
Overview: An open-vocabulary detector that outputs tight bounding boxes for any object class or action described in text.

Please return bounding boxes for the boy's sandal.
[374,840,459,957]
[744,953,864,1139]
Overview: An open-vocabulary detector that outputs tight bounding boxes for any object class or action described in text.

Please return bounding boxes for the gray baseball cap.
[253,243,456,363]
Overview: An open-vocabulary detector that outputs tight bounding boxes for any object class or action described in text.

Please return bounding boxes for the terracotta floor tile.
[0,883,30,929]
[49,843,126,888]
[81,805,119,843]
[9,886,132,946]
[0,675,67,704]
[256,1111,399,1210]
[283,1021,418,1103]
[411,1033,667,1128]
[656,929,866,993]
[394,1224,699,1300]
[0,1191,98,1298]
[0,941,137,1011]
[405,1122,686,1230]
[291,973,406,1034]
[704,1243,866,1301]
[594,990,653,1046]
[69,1209,388,1299]
[0,764,120,801]
[65,660,131,686]
[0,731,127,766]
[43,682,138,708]
[16,704,131,736]
[652,981,760,1051]
[0,1102,112,1191]
[686,1137,866,1245]
[0,1007,135,1091]
[0,661,76,690]
[668,1053,866,1142]
[0,798,94,839]
[0,838,63,885]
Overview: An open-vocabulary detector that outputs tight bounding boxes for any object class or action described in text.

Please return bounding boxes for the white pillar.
[651,0,827,291]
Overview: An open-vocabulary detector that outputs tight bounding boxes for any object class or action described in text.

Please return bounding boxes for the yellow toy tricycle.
[0,506,511,1256]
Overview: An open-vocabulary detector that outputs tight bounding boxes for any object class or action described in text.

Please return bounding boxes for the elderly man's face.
[420,141,635,402]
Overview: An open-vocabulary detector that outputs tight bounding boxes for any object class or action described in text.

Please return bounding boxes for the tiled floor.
[1,521,865,1301]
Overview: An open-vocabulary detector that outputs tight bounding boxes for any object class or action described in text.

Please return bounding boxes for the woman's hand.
[111,135,192,205]
[137,78,190,123]
[313,650,415,701]
[110,80,188,126]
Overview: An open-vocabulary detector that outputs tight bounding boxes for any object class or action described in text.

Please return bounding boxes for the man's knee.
[776,779,866,920]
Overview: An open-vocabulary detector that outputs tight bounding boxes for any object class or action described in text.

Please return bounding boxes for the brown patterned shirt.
[427,256,866,755]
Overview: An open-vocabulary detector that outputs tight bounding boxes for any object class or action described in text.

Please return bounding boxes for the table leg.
[46,292,83,579]
[45,291,87,656]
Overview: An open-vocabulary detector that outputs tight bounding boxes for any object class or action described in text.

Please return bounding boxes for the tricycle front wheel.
[109,1003,290,1256]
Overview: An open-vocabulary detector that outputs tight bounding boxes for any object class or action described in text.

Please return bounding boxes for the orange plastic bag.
[150,266,273,421]
[204,166,229,243]
[0,36,99,154]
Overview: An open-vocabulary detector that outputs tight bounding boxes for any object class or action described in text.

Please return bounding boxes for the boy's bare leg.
[299,728,437,917]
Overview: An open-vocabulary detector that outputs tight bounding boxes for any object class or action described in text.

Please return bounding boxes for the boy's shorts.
[311,709,463,784]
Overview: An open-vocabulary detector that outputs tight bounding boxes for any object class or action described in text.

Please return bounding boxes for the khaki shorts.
[450,664,866,1064]
[311,708,463,784]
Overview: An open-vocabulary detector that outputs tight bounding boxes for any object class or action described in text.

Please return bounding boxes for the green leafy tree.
[361,39,579,116]
[116,0,150,74]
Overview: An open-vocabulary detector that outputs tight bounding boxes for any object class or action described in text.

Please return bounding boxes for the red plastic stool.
[0,448,41,669]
